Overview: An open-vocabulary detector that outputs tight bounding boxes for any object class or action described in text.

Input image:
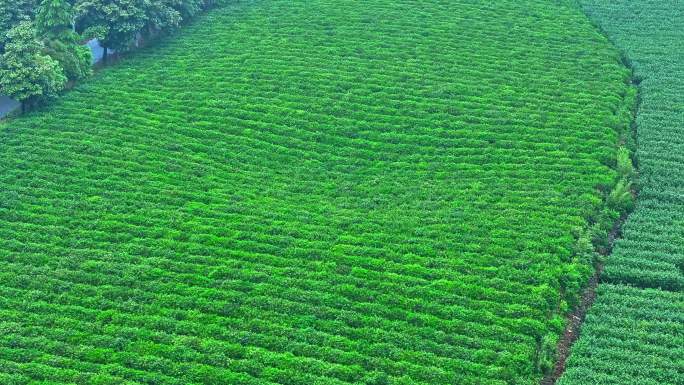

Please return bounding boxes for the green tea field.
[0,0,679,384]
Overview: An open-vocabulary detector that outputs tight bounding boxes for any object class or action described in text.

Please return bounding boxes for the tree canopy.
[36,0,76,38]
[76,0,148,52]
[37,0,92,80]
[0,0,38,49]
[0,0,227,113]
[0,21,66,108]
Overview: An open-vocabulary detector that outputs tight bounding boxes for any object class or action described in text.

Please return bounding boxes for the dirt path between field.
[540,263,602,385]
[541,214,629,385]
[541,173,638,385]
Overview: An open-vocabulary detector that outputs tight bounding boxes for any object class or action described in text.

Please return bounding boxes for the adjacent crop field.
[558,285,683,385]
[579,0,684,292]
[0,1,633,384]
[560,1,684,384]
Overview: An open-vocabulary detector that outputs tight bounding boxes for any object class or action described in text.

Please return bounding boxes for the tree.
[75,0,147,62]
[0,21,66,111]
[42,37,92,80]
[37,0,92,80]
[144,0,181,34]
[0,0,38,49]
[169,0,204,21]
[36,0,76,38]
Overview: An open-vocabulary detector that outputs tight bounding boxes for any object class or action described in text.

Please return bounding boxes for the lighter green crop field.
[559,1,684,384]
[0,1,634,384]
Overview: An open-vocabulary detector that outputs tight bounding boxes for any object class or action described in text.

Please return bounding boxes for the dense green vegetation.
[0,0,635,384]
[558,285,683,385]
[559,1,684,384]
[580,0,684,293]
[0,0,226,110]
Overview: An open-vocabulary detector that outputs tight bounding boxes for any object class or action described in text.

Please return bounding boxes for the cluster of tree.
[0,0,224,112]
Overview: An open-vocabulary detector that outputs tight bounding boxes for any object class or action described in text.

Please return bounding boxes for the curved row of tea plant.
[560,1,684,384]
[0,0,633,384]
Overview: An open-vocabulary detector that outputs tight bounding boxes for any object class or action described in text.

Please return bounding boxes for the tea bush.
[0,0,634,383]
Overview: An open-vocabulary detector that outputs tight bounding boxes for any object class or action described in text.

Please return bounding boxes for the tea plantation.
[0,1,640,384]
[559,1,684,384]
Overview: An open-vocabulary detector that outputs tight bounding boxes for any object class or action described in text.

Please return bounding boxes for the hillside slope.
[559,1,684,384]
[0,1,632,384]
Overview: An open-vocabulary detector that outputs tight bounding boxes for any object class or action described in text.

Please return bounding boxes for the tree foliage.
[0,0,38,49]
[37,0,92,80]
[144,0,182,32]
[171,0,206,20]
[36,0,75,39]
[43,37,92,80]
[0,21,65,107]
[76,0,148,52]
[74,0,219,54]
